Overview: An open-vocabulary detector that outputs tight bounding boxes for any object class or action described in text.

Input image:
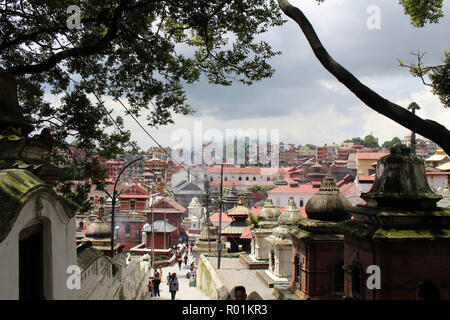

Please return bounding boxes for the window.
[299,200,304,207]
[246,176,249,181]
[210,176,213,182]
[224,177,228,181]
[239,177,242,181]
[125,224,131,237]
[253,177,256,181]
[267,177,270,181]
[130,200,136,211]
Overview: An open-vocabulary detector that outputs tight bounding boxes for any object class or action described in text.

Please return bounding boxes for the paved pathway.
[207,256,276,300]
[145,251,210,300]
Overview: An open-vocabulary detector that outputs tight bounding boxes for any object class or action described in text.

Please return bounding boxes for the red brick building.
[105,160,124,182]
[141,196,187,245]
[316,146,336,164]
[118,184,149,213]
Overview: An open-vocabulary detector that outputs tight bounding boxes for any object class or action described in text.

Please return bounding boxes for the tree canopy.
[1,0,285,211]
[382,137,402,150]
[1,0,284,154]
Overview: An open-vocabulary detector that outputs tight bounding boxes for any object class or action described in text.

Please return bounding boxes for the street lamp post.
[217,163,224,269]
[110,157,141,257]
[408,102,421,155]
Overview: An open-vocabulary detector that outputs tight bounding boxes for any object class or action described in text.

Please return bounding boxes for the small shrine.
[289,175,352,299]
[339,145,450,300]
[192,221,221,265]
[221,185,240,211]
[183,197,206,237]
[252,198,281,259]
[81,208,121,257]
[221,196,251,253]
[262,197,302,287]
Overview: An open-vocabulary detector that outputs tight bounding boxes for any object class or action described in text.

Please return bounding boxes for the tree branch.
[277,0,450,155]
[6,0,131,76]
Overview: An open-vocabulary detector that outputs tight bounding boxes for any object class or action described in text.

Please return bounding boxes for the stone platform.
[239,253,269,270]
[256,270,290,288]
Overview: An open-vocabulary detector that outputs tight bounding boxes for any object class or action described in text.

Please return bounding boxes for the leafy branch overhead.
[1,0,285,210]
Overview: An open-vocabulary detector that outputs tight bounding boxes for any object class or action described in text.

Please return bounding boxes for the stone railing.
[196,254,229,300]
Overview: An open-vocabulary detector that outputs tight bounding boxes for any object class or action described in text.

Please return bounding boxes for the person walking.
[148,279,154,297]
[152,276,161,297]
[177,254,182,270]
[166,272,172,285]
[183,254,188,266]
[169,273,179,300]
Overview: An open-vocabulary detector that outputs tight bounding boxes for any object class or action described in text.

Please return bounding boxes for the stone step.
[239,254,269,270]
[256,270,276,288]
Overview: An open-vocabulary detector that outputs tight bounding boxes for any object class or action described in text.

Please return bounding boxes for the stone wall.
[196,254,229,300]
[76,254,151,300]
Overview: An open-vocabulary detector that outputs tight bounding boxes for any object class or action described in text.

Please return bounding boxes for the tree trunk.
[277,0,450,155]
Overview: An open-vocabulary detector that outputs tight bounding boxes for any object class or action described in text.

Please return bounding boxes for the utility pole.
[408,102,421,155]
[110,157,140,257]
[217,163,224,269]
[151,199,155,270]
[201,180,212,253]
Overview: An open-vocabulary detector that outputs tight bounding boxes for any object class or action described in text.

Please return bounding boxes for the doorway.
[19,223,44,300]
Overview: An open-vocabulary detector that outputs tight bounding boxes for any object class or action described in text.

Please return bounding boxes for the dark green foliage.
[398,0,444,27]
[1,0,285,210]
[363,134,379,148]
[382,137,402,150]
[248,211,262,230]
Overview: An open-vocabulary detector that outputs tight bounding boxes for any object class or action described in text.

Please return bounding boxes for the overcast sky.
[82,0,450,151]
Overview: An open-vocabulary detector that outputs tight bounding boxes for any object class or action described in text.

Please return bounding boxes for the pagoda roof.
[221,220,248,235]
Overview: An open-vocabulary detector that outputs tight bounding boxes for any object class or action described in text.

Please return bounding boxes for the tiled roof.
[143,220,177,233]
[436,162,450,171]
[143,196,187,213]
[119,194,149,199]
[358,175,376,182]
[427,154,449,162]
[426,171,450,175]
[210,180,273,187]
[339,182,357,196]
[209,212,233,222]
[206,166,260,174]
[221,221,248,235]
[267,184,319,194]
[356,152,389,160]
